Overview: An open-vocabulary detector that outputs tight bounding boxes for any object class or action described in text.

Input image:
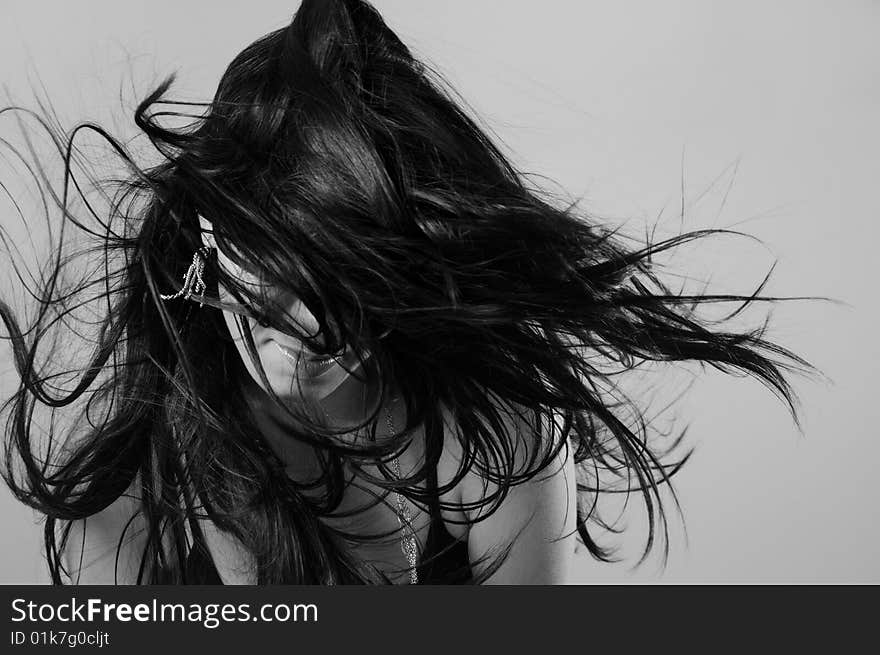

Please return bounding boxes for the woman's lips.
[272,341,338,378]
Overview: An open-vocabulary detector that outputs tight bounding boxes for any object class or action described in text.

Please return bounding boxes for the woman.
[0,0,809,585]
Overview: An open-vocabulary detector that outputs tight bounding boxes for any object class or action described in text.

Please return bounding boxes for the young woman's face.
[198,215,365,407]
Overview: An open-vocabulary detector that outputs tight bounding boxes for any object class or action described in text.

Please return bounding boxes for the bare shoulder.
[431,399,569,531]
[439,398,578,583]
[440,399,567,495]
[62,477,148,585]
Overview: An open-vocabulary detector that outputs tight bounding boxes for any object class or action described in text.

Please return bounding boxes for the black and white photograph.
[0,0,876,602]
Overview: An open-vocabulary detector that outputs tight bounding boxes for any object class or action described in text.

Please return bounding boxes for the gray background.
[1,0,877,583]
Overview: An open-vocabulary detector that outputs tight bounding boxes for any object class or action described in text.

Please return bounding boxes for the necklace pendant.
[387,402,419,585]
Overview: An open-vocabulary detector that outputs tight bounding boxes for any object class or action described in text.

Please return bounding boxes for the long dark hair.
[0,0,813,584]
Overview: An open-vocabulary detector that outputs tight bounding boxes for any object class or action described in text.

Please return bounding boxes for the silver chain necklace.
[385,404,419,585]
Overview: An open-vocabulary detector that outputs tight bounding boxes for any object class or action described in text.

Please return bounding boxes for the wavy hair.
[1,0,813,584]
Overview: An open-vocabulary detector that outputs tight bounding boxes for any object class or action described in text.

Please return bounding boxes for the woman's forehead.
[195,214,298,290]
[196,214,254,280]
[197,213,216,237]
[197,214,234,251]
